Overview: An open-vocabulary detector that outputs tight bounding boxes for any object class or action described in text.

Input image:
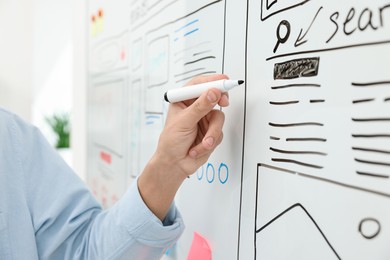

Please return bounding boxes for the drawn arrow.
[267,0,277,10]
[295,6,323,47]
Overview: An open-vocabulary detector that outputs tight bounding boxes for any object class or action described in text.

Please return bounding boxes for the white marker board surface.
[86,0,390,259]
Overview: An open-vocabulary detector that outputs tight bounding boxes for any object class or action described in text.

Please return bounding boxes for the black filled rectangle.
[274,57,320,80]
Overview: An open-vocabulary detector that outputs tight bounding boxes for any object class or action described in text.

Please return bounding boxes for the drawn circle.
[218,163,229,184]
[277,20,291,43]
[197,165,204,180]
[206,163,215,183]
[358,218,381,239]
[274,20,291,53]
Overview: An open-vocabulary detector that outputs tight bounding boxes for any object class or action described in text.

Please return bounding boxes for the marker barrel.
[164,79,243,103]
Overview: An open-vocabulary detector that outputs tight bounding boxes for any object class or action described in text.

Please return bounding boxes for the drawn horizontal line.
[184,28,199,37]
[269,122,324,127]
[174,41,210,56]
[259,163,390,198]
[147,0,166,11]
[145,115,161,119]
[271,83,320,89]
[272,158,323,169]
[356,171,389,179]
[175,71,217,83]
[139,0,222,34]
[352,118,390,122]
[184,56,216,65]
[174,19,199,33]
[269,100,299,105]
[352,134,390,138]
[353,147,390,155]
[174,68,205,77]
[174,57,184,63]
[148,80,169,89]
[352,81,390,87]
[145,111,163,115]
[266,39,390,61]
[270,147,327,156]
[286,138,327,142]
[310,99,325,103]
[193,50,212,56]
[355,158,390,167]
[353,98,375,104]
[270,136,280,140]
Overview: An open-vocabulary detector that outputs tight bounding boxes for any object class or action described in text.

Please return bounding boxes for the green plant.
[46,113,70,149]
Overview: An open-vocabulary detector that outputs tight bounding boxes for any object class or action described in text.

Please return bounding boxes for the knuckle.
[193,100,206,114]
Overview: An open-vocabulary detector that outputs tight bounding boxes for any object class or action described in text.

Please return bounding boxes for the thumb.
[181,88,221,128]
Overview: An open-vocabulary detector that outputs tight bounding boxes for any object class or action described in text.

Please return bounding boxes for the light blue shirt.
[0,108,184,259]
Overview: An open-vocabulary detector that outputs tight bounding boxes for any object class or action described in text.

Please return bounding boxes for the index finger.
[182,74,229,107]
[180,88,222,129]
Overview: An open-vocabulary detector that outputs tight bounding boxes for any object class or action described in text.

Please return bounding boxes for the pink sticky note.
[187,232,212,260]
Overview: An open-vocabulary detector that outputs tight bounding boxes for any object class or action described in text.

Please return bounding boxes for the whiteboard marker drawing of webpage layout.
[128,0,225,172]
[87,0,132,206]
[246,0,390,259]
[143,0,224,113]
[87,34,131,206]
[87,76,129,208]
[89,32,129,74]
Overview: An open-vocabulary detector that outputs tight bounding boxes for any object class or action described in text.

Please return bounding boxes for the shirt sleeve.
[9,112,184,260]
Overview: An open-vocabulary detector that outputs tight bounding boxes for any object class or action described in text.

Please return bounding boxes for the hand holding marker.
[164,79,244,103]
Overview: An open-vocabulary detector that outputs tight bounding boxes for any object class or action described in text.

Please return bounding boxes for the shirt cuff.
[115,178,185,248]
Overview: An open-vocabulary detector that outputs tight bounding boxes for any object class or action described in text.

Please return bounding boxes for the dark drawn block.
[274,57,320,80]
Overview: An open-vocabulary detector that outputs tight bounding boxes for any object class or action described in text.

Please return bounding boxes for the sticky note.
[187,232,212,260]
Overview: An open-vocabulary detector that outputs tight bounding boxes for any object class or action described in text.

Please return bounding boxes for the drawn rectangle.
[132,38,143,71]
[147,35,169,88]
[261,0,310,21]
[90,79,125,156]
[130,79,142,177]
[274,57,319,80]
[145,35,169,113]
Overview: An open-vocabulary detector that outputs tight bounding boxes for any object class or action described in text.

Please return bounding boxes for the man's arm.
[138,74,230,221]
[9,110,183,259]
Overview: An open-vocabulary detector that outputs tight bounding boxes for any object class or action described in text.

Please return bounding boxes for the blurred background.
[0,0,87,179]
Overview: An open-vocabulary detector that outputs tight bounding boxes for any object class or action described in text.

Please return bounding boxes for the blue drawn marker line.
[145,115,161,125]
[197,166,204,180]
[218,163,229,184]
[206,163,215,183]
[146,115,161,119]
[184,28,199,37]
[175,19,199,33]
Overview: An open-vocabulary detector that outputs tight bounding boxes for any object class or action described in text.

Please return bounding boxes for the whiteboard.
[86,0,390,259]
